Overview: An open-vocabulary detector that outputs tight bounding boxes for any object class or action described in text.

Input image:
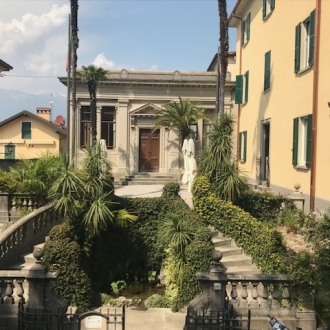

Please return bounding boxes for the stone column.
[116,100,129,177]
[0,193,9,224]
[97,106,102,141]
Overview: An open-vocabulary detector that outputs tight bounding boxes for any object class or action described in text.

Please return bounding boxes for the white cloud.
[93,53,115,69]
[150,64,158,70]
[0,4,69,54]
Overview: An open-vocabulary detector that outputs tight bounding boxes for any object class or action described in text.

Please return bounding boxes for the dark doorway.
[139,129,160,172]
[261,122,270,185]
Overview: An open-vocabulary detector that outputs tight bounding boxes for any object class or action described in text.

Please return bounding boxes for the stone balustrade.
[0,192,46,225]
[185,251,316,330]
[0,203,63,269]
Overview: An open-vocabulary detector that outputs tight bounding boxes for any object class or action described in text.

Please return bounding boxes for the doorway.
[261,122,270,186]
[139,129,160,172]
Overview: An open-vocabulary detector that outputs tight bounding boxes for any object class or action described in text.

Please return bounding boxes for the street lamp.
[1,142,14,155]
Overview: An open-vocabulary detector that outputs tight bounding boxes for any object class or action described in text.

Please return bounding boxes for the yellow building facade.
[230,0,329,213]
[0,109,66,160]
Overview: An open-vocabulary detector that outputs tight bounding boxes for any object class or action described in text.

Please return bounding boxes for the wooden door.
[139,129,160,172]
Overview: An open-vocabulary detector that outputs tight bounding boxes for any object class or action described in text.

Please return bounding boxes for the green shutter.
[270,0,275,10]
[308,9,316,66]
[264,51,271,91]
[235,75,243,104]
[244,70,249,102]
[262,0,266,18]
[306,114,313,168]
[294,24,301,73]
[239,132,242,160]
[21,122,31,139]
[247,13,251,41]
[242,20,246,45]
[292,118,298,166]
[243,131,247,162]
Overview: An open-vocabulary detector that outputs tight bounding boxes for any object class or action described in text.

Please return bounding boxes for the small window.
[239,131,247,162]
[292,115,312,168]
[21,122,32,139]
[235,70,249,104]
[242,13,251,46]
[264,51,271,92]
[294,10,315,73]
[263,0,275,19]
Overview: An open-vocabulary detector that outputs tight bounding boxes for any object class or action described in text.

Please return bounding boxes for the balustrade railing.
[0,203,63,269]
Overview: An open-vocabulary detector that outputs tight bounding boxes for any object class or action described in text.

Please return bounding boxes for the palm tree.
[198,113,249,202]
[79,65,107,144]
[152,97,207,147]
[70,0,79,158]
[218,0,229,115]
[48,141,136,234]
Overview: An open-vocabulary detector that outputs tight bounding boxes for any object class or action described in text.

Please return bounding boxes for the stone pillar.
[0,193,9,224]
[187,250,227,315]
[289,183,305,212]
[116,100,129,177]
[97,106,102,141]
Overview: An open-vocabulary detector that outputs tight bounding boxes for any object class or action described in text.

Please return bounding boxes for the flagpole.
[66,14,71,161]
[215,45,220,117]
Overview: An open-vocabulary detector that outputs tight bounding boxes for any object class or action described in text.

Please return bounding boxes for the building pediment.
[131,103,162,117]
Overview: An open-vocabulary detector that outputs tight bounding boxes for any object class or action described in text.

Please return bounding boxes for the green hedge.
[44,182,213,311]
[235,190,295,222]
[192,176,287,274]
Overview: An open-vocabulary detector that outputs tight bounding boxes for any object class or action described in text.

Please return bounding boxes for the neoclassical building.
[59,59,237,181]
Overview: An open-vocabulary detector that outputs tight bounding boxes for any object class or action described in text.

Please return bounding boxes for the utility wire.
[0,74,60,78]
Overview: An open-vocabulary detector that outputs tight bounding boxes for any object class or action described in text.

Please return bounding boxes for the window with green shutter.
[242,13,251,45]
[235,75,243,104]
[264,51,271,91]
[294,9,316,73]
[308,9,316,66]
[239,131,247,162]
[306,114,313,168]
[21,122,32,139]
[292,118,298,165]
[292,115,312,168]
[263,0,275,19]
[244,71,249,103]
[235,72,249,104]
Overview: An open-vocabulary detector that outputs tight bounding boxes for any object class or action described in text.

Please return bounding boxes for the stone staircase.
[8,241,47,271]
[116,173,179,186]
[211,228,261,274]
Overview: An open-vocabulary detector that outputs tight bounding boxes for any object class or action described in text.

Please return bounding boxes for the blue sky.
[0,0,237,97]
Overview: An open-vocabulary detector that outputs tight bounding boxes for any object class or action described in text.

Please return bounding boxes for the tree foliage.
[198,113,248,202]
[78,65,107,142]
[152,97,207,146]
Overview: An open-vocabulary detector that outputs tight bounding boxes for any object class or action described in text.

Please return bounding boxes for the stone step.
[220,254,253,268]
[211,236,232,247]
[125,181,176,185]
[214,245,243,257]
[127,177,175,182]
[225,265,261,274]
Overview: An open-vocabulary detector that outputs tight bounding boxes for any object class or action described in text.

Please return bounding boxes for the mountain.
[0,89,67,122]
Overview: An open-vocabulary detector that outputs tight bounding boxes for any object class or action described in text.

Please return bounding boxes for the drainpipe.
[310,0,321,212]
[232,14,243,165]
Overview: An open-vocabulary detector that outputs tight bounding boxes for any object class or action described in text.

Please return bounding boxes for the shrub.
[162,181,180,198]
[145,294,169,308]
[43,221,92,312]
[235,190,296,222]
